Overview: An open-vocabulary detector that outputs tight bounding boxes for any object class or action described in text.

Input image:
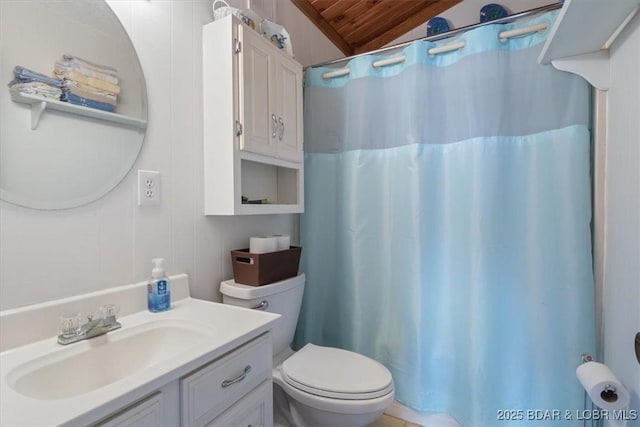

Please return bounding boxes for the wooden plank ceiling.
[291,0,462,56]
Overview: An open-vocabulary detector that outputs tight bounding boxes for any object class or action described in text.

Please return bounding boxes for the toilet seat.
[281,344,394,400]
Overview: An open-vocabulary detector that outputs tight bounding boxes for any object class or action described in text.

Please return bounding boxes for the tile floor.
[368,414,423,427]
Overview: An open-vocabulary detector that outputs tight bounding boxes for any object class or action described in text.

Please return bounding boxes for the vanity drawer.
[95,392,164,427]
[180,333,271,427]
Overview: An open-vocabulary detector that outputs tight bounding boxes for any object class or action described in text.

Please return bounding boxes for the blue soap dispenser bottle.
[148,258,170,312]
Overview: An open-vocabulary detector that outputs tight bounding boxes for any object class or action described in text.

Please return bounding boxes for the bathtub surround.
[299,11,594,426]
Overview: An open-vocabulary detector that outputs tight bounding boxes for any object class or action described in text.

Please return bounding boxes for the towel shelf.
[536,0,640,89]
[10,92,147,130]
[538,0,640,65]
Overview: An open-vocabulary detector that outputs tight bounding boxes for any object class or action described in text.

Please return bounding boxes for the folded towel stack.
[54,55,119,113]
[7,65,63,100]
[7,56,121,113]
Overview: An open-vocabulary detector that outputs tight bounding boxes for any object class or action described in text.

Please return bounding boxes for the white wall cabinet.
[91,334,273,427]
[239,26,302,162]
[203,16,304,215]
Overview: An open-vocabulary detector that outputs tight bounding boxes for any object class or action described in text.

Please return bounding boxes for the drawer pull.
[221,365,252,388]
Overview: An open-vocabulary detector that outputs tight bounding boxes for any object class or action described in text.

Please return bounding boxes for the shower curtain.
[296,11,595,427]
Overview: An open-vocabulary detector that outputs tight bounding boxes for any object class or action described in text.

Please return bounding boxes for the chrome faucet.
[58,304,121,345]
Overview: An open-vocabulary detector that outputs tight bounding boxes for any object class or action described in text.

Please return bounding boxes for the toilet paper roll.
[576,361,630,410]
[272,235,290,251]
[249,236,278,254]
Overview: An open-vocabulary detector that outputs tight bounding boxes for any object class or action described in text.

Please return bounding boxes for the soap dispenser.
[148,258,170,312]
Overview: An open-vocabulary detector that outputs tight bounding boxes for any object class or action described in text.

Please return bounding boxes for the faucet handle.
[100,304,120,319]
[60,313,82,337]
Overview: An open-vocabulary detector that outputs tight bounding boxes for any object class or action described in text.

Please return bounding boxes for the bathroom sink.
[6,319,212,400]
[1,289,281,427]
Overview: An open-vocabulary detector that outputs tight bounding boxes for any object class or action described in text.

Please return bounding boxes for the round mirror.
[0,0,147,210]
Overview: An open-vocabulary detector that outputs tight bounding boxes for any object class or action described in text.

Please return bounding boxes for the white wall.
[0,0,146,210]
[0,0,341,311]
[604,11,640,426]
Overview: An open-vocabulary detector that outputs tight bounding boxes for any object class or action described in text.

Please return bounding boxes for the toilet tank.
[220,273,305,356]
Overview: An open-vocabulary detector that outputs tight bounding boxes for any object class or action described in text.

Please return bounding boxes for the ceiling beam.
[290,0,355,56]
[354,0,461,54]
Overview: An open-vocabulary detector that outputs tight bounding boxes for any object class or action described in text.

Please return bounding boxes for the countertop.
[0,297,280,426]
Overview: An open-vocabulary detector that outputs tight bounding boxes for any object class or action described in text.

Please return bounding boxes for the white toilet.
[220,273,394,427]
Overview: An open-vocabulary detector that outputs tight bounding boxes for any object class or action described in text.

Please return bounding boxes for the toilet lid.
[281,344,393,400]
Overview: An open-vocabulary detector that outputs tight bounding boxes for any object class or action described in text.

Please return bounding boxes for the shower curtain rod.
[304,2,562,70]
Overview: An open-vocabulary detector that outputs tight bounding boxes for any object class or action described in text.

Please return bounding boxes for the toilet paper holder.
[600,384,619,402]
[581,353,620,403]
[581,353,593,363]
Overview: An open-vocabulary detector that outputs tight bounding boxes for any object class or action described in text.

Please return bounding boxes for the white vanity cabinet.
[0,283,280,427]
[180,332,272,427]
[203,16,304,215]
[92,333,273,427]
[205,380,272,427]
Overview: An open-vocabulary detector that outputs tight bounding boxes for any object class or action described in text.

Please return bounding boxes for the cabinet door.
[239,25,276,158]
[205,380,273,427]
[274,56,303,163]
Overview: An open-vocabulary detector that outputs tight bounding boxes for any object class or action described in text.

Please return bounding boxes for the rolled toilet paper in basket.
[249,236,278,254]
[576,361,630,410]
[272,235,290,251]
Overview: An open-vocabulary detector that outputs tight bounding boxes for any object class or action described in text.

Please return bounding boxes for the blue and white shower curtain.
[296,11,595,427]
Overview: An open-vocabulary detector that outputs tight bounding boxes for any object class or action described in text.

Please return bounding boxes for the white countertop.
[1,289,279,426]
